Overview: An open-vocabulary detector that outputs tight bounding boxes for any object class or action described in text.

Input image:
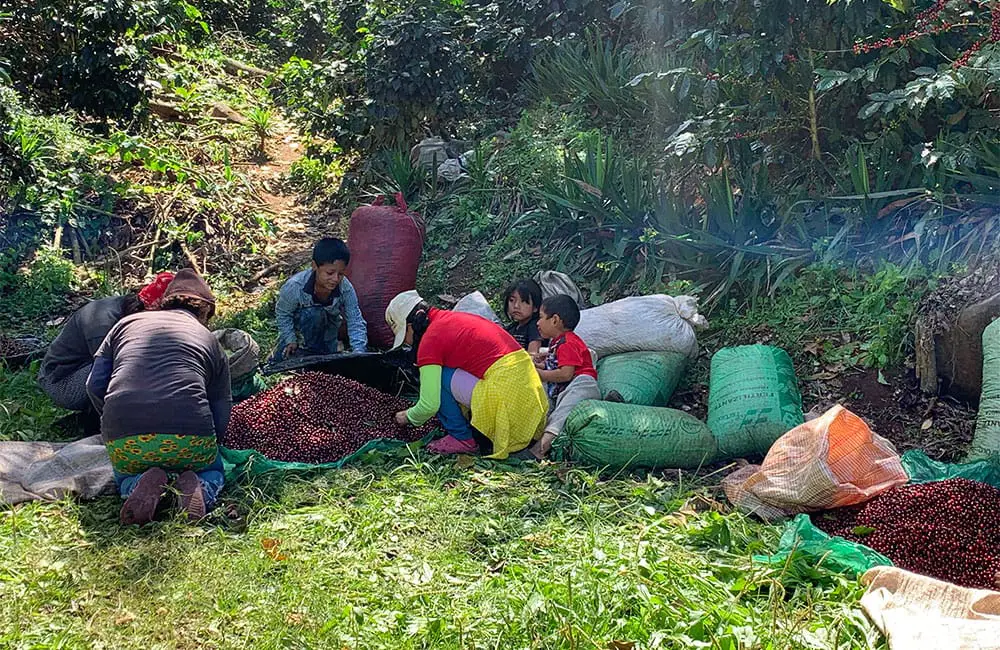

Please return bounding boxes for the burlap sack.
[214,328,260,381]
[861,566,1000,649]
[0,435,114,504]
[723,405,908,521]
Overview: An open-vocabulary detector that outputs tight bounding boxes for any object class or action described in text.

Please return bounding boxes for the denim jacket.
[275,269,368,353]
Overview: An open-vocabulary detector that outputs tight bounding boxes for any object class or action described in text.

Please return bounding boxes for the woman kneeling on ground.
[386,291,548,458]
[37,272,174,414]
[87,269,232,525]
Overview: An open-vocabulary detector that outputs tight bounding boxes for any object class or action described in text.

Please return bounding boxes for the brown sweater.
[91,310,231,441]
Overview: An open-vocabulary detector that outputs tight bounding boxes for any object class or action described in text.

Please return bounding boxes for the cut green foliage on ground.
[0,459,884,649]
[0,364,68,443]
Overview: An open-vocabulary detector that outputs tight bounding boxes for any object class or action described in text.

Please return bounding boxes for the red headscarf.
[138,272,175,309]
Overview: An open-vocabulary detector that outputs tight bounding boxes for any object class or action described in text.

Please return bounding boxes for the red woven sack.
[346,193,425,348]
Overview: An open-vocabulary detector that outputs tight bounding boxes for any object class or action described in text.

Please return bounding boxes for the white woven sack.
[860,567,1000,650]
[453,291,501,324]
[574,295,707,359]
[533,270,586,308]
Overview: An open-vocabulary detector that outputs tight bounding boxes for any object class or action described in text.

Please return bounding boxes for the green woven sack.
[707,345,803,459]
[967,319,1000,463]
[597,351,687,407]
[553,400,718,470]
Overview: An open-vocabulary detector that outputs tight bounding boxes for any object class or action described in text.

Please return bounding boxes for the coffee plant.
[0,0,208,120]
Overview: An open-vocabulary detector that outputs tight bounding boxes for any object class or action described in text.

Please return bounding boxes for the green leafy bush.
[1,86,121,280]
[278,1,474,150]
[287,154,346,197]
[0,0,208,120]
[0,247,76,322]
[713,263,929,370]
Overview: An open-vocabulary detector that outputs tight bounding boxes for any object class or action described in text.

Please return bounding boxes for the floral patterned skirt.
[105,434,219,476]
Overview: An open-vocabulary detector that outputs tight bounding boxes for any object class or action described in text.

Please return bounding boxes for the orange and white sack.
[723,405,908,521]
[860,566,1000,650]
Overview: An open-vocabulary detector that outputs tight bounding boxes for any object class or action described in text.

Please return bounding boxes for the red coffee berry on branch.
[954,38,985,67]
[991,1,1000,42]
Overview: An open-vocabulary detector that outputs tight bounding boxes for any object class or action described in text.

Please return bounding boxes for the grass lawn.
[0,364,884,650]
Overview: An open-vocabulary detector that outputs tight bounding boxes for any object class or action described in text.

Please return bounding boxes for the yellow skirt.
[469,349,548,459]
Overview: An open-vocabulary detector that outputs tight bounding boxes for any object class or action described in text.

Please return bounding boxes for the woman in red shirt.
[386,291,548,458]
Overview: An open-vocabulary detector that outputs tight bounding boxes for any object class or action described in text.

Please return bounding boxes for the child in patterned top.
[529,295,601,459]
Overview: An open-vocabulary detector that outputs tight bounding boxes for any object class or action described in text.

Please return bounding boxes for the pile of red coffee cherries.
[813,478,1000,589]
[222,372,437,464]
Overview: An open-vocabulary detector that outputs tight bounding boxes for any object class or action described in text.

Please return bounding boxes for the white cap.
[385,290,425,350]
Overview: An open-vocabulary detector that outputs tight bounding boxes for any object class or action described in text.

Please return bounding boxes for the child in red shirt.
[531,294,600,458]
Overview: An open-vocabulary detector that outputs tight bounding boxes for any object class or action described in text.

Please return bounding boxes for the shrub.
[0,0,208,120]
[0,246,76,321]
[1,86,121,281]
[277,1,479,151]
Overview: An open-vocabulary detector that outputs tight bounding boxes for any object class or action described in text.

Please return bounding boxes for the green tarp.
[901,449,1000,487]
[754,514,893,575]
[220,433,437,482]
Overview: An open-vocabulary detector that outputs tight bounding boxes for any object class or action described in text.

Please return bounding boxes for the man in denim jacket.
[270,238,367,362]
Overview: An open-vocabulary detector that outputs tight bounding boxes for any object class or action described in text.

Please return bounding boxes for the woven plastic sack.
[723,405,909,521]
[754,514,893,576]
[758,449,1000,579]
[213,328,260,381]
[967,318,1000,462]
[346,193,425,348]
[596,351,687,407]
[453,291,501,324]
[707,345,804,459]
[533,270,585,308]
[553,400,718,470]
[860,567,1000,650]
[574,295,707,359]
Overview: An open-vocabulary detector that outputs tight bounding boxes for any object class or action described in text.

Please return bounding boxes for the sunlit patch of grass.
[0,456,884,649]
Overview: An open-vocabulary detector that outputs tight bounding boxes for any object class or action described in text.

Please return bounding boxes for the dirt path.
[240,118,340,286]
